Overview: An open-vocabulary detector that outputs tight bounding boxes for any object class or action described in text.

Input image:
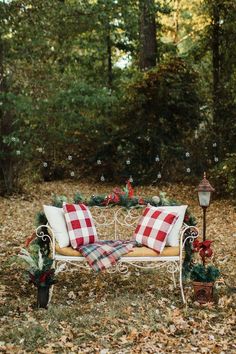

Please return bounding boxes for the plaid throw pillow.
[133,206,179,253]
[63,203,98,249]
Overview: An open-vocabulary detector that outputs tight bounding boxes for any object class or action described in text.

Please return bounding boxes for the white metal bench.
[36,206,198,304]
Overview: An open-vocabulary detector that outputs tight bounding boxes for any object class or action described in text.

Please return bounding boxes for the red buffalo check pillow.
[133,206,179,253]
[63,203,98,249]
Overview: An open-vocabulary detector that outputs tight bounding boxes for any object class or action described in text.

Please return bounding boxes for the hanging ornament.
[129,175,133,183]
[97,159,102,165]
[70,171,75,177]
[67,155,72,161]
[152,195,160,204]
[155,155,160,162]
[126,158,131,165]
[100,174,105,182]
[157,172,162,179]
[212,142,217,148]
[16,150,21,155]
[42,162,48,168]
[185,152,190,158]
[186,167,191,173]
[214,157,219,163]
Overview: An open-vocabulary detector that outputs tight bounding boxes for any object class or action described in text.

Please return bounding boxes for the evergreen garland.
[190,264,220,283]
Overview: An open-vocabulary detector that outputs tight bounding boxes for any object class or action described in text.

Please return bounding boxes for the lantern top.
[197,172,215,192]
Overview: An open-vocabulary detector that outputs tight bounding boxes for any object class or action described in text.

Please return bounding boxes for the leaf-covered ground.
[0,181,236,353]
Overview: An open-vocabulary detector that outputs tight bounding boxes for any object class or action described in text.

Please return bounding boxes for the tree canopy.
[0,0,235,195]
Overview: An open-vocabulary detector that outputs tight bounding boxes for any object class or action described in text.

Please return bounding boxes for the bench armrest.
[179,224,199,267]
[180,225,199,249]
[36,224,56,259]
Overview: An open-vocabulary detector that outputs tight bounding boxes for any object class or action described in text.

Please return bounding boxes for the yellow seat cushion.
[55,244,179,257]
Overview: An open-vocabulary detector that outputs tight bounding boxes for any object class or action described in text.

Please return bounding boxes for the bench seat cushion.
[55,244,179,257]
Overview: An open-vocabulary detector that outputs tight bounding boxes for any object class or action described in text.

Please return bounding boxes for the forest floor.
[0,181,236,354]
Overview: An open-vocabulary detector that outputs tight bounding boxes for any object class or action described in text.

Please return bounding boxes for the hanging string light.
[155,155,160,162]
[100,174,105,182]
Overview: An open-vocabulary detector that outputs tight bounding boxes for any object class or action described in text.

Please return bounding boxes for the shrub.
[113,57,202,183]
[211,153,236,200]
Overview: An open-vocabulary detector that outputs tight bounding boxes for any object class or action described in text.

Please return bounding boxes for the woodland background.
[0,0,235,198]
[0,2,236,353]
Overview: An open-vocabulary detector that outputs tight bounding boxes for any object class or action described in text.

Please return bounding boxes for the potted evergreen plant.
[191,239,220,303]
[18,242,56,308]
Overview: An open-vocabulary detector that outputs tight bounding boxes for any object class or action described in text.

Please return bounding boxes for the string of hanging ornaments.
[11,137,219,182]
[96,142,219,184]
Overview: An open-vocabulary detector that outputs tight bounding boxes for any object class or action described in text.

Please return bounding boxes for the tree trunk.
[107,26,112,88]
[173,0,181,43]
[212,2,221,127]
[139,0,157,70]
[0,28,15,195]
[0,40,3,94]
[0,33,6,194]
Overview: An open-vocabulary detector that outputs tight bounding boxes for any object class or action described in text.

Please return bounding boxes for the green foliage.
[35,195,67,227]
[17,243,56,287]
[74,192,84,204]
[190,264,220,283]
[201,0,236,157]
[86,194,107,207]
[211,153,236,200]
[35,211,48,228]
[114,58,201,182]
[52,195,67,208]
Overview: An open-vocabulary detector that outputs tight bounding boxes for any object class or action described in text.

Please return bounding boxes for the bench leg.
[48,259,56,305]
[179,263,186,304]
[172,272,177,288]
[48,284,54,304]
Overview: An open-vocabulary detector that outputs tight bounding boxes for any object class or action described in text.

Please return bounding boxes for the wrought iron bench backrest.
[91,206,144,241]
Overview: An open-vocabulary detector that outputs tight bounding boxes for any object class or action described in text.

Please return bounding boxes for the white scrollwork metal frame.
[35,206,199,305]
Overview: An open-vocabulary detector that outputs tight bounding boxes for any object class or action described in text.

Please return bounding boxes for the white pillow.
[43,205,70,248]
[150,205,188,246]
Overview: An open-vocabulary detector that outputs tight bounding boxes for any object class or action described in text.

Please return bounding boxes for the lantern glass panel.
[198,191,211,207]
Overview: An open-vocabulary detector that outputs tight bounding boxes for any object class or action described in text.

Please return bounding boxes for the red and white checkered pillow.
[133,206,179,253]
[63,203,98,249]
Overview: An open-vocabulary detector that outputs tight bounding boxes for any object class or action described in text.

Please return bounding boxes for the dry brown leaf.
[1,181,236,354]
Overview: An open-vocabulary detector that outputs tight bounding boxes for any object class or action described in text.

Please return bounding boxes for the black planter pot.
[37,285,50,308]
